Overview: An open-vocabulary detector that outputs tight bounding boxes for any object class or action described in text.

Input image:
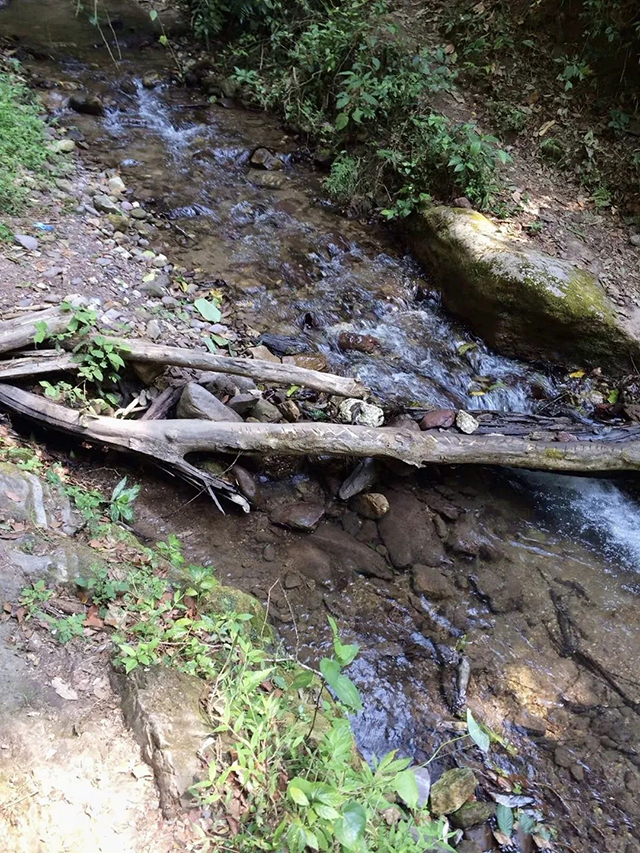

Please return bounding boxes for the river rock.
[408,206,640,371]
[411,564,456,599]
[142,72,161,89]
[201,373,257,397]
[337,331,380,354]
[250,147,283,170]
[450,801,495,829]
[338,399,384,427]
[309,523,393,580]
[252,398,282,422]
[289,353,328,372]
[456,411,479,434]
[270,502,325,532]
[377,491,445,568]
[14,234,38,251]
[249,344,280,363]
[350,492,389,520]
[430,768,477,815]
[338,458,380,500]
[177,382,243,422]
[93,194,120,215]
[68,93,105,116]
[420,409,456,430]
[232,465,257,501]
[108,175,126,196]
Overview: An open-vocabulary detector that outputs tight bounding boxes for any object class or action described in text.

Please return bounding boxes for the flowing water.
[3,2,640,849]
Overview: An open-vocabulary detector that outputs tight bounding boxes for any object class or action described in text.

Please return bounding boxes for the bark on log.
[3,384,640,502]
[99,337,366,398]
[0,307,71,354]
[0,350,77,380]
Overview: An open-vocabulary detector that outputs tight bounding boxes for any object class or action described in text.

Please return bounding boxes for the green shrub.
[0,69,49,212]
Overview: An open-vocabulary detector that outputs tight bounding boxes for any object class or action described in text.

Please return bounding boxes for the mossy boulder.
[408,206,640,371]
[429,767,478,815]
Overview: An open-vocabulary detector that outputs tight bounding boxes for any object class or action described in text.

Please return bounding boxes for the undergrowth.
[179,0,511,216]
[0,65,50,213]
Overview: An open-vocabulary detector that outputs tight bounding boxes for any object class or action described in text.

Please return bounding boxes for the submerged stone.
[408,206,640,371]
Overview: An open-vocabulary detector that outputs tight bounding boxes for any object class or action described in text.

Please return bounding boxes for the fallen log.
[2,385,640,511]
[0,306,71,354]
[0,384,250,512]
[0,350,77,380]
[96,337,366,398]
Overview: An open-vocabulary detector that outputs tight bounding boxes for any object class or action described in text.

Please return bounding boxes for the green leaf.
[608,389,619,404]
[33,320,48,344]
[289,670,314,691]
[518,811,536,834]
[149,8,158,20]
[394,769,419,809]
[497,803,514,838]
[159,34,169,46]
[320,657,341,684]
[334,802,366,849]
[467,708,490,753]
[335,112,349,131]
[288,783,310,807]
[194,298,222,323]
[320,659,362,712]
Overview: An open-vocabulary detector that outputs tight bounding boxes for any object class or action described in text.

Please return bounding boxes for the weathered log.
[0,384,249,512]
[141,384,184,421]
[0,350,77,380]
[0,306,71,354]
[98,337,366,398]
[3,384,640,513]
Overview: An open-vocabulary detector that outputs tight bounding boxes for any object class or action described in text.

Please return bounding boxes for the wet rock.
[448,513,485,557]
[250,147,283,170]
[270,502,326,532]
[570,763,585,781]
[114,666,209,817]
[289,353,328,372]
[251,172,286,189]
[378,491,445,568]
[408,206,640,370]
[430,768,477,815]
[249,344,280,363]
[450,801,495,829]
[142,72,161,89]
[260,333,308,355]
[232,465,257,501]
[338,399,384,427]
[456,411,479,435]
[514,709,547,737]
[349,492,389,520]
[554,746,573,769]
[412,564,456,599]
[310,523,393,580]
[68,93,105,116]
[252,398,282,423]
[93,194,120,215]
[420,409,456,430]
[14,234,38,251]
[455,842,482,853]
[337,331,380,354]
[177,382,243,423]
[130,207,148,220]
[387,414,421,432]
[338,458,380,500]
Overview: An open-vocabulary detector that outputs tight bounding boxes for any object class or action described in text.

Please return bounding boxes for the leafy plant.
[20,580,54,616]
[76,566,129,608]
[109,476,141,523]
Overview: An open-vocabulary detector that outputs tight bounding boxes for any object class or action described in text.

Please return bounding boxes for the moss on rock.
[408,206,640,371]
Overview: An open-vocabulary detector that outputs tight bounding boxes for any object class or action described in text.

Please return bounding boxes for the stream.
[2,2,640,851]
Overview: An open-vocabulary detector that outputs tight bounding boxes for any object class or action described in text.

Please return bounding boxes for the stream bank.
[0,1,640,851]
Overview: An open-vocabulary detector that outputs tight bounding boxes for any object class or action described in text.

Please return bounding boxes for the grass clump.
[0,67,50,213]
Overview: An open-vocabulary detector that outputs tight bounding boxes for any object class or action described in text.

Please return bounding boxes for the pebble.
[14,234,39,251]
[350,492,390,519]
[338,398,384,427]
[631,234,640,248]
[44,266,64,278]
[456,410,479,434]
[130,208,148,220]
[108,176,126,196]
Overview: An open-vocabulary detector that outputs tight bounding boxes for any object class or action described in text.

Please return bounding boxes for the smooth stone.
[68,94,105,116]
[420,409,456,430]
[252,398,282,423]
[177,382,243,423]
[14,234,38,251]
[250,147,283,170]
[145,319,162,340]
[349,492,389,520]
[337,331,380,354]
[248,344,280,363]
[270,502,326,532]
[108,175,126,196]
[93,194,120,215]
[411,564,456,599]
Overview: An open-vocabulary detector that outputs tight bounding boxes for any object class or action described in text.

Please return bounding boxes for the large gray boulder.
[408,206,640,370]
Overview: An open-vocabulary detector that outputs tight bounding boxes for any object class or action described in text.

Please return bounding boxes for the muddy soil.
[1,1,640,851]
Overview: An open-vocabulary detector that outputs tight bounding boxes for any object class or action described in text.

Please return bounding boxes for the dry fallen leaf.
[51,677,78,701]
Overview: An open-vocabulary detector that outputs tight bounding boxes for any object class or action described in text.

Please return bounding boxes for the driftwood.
[3,384,640,511]
[0,306,71,354]
[99,337,365,398]
[0,350,77,380]
[141,384,184,421]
